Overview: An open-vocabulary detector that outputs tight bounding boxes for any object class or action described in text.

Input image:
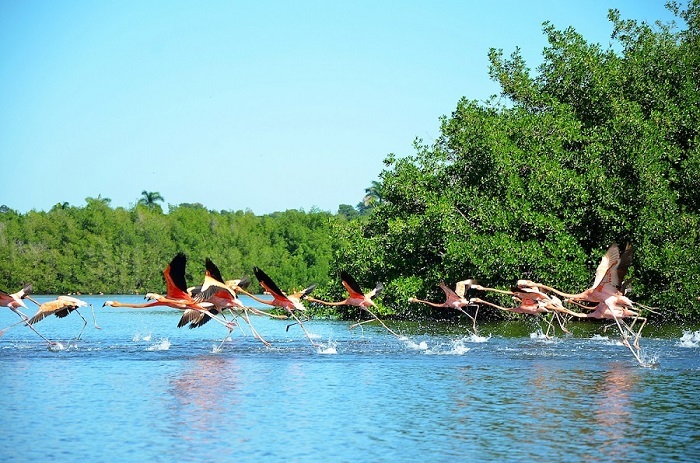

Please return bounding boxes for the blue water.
[1,295,699,462]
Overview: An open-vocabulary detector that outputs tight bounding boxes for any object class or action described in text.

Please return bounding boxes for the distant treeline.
[3,4,700,321]
[0,201,343,298]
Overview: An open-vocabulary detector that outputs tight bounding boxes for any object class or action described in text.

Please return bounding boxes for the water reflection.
[167,355,241,454]
[590,362,638,461]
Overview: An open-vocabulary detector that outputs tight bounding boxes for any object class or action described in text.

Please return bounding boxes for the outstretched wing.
[253,267,286,299]
[164,253,190,299]
[454,279,477,298]
[367,281,384,300]
[614,243,634,289]
[194,258,237,303]
[592,243,619,289]
[291,284,316,300]
[340,271,365,298]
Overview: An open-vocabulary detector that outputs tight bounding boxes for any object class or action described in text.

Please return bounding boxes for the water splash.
[132,332,152,342]
[400,336,428,351]
[317,339,338,355]
[678,331,700,348]
[640,350,660,368]
[423,336,474,355]
[146,338,171,351]
[467,333,491,343]
[446,337,471,355]
[48,342,66,352]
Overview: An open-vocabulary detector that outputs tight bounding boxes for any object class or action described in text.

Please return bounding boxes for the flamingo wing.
[291,284,316,300]
[366,281,384,300]
[194,258,237,303]
[233,276,251,290]
[164,253,191,300]
[253,267,291,304]
[340,271,366,299]
[439,282,460,299]
[454,280,473,298]
[614,243,634,289]
[27,298,77,323]
[592,243,620,289]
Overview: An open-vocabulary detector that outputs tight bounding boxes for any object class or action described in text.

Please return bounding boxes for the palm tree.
[362,181,384,207]
[138,191,165,208]
[85,194,111,206]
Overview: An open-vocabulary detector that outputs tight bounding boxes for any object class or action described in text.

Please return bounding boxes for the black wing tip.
[301,284,316,298]
[237,276,251,290]
[205,258,225,283]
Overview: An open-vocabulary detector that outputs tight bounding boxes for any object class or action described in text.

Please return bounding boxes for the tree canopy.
[331,1,700,320]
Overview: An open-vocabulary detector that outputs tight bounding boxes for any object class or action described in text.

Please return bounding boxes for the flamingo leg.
[248,307,288,320]
[214,324,235,352]
[240,308,271,347]
[349,318,380,329]
[73,310,89,340]
[553,312,571,334]
[358,307,402,339]
[288,311,319,349]
[197,308,237,331]
[537,313,554,339]
[607,311,645,366]
[89,304,101,330]
[629,316,647,350]
[455,307,479,336]
[3,309,56,346]
[0,309,31,336]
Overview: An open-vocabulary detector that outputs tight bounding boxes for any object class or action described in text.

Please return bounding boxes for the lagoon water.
[1,295,699,462]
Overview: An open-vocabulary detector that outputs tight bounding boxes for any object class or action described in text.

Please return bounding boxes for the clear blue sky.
[0,1,679,214]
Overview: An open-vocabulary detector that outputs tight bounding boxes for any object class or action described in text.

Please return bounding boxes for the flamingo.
[469,282,572,336]
[307,271,401,338]
[563,298,647,365]
[468,293,562,337]
[26,295,101,340]
[408,280,480,334]
[517,243,650,350]
[187,259,271,348]
[0,284,56,345]
[517,243,635,310]
[103,253,235,332]
[235,266,318,349]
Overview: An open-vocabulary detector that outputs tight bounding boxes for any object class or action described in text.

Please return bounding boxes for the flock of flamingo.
[0,242,680,365]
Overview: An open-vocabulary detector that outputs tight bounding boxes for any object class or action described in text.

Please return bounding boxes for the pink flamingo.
[518,243,636,311]
[0,284,55,345]
[27,295,101,340]
[103,253,234,332]
[307,271,401,338]
[188,259,271,347]
[235,267,318,349]
[408,280,480,333]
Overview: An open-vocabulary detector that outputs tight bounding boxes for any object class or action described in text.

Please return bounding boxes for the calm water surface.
[1,295,699,462]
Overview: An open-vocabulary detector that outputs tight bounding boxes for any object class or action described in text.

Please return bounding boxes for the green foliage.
[0,201,341,296]
[328,1,700,320]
